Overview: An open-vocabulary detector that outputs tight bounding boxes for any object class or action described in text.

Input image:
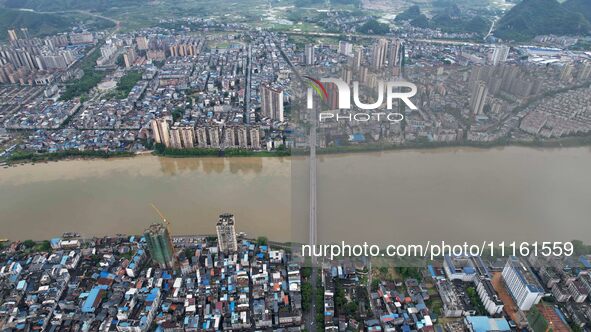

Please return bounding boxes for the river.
[1,146,590,244]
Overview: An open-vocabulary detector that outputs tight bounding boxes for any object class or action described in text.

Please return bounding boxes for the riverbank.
[3,149,135,165]
[1,146,290,165]
[3,135,591,165]
[294,135,591,156]
[154,146,291,158]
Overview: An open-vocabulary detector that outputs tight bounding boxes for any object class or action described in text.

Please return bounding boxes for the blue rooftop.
[465,316,510,332]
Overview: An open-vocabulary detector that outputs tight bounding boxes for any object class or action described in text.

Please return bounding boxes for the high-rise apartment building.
[222,125,261,149]
[260,83,284,121]
[250,127,261,150]
[353,47,363,70]
[144,223,176,269]
[577,61,591,81]
[216,213,238,252]
[123,47,137,68]
[7,30,18,43]
[390,39,401,66]
[223,126,236,147]
[136,36,149,51]
[502,256,544,311]
[169,125,195,149]
[179,126,195,148]
[338,41,352,57]
[371,38,388,70]
[560,64,573,82]
[305,44,315,65]
[236,126,249,148]
[491,45,510,66]
[208,127,220,148]
[196,126,208,147]
[151,118,171,147]
[470,81,488,115]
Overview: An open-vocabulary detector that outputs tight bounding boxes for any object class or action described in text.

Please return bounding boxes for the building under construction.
[144,222,176,269]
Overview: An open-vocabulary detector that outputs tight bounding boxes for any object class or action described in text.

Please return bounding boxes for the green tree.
[22,240,36,249]
[154,143,166,154]
[257,236,268,246]
[358,19,390,34]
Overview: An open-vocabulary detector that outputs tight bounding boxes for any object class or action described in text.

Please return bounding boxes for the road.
[308,70,319,332]
[244,44,253,124]
[283,30,485,46]
[272,34,320,331]
[484,16,498,41]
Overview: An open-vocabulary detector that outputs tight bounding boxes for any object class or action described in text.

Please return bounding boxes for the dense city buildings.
[0,16,591,160]
[0,3,591,330]
[0,211,308,331]
[0,27,293,158]
[1,224,591,331]
[216,213,238,253]
[0,224,304,330]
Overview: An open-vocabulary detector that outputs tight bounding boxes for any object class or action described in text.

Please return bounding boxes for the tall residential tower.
[216,213,238,252]
[144,223,176,269]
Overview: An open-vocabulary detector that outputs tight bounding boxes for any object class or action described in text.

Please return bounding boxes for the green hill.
[395,5,425,22]
[3,0,146,12]
[397,4,489,35]
[431,13,489,34]
[495,0,591,41]
[358,18,390,34]
[563,0,591,22]
[0,9,75,41]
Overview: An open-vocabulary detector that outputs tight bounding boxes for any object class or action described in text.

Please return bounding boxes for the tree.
[116,54,125,67]
[154,143,166,154]
[358,18,390,35]
[302,282,312,312]
[23,240,35,249]
[301,266,312,279]
[572,240,590,255]
[257,236,268,246]
[410,15,430,28]
[37,241,51,252]
[343,301,358,316]
[396,5,423,22]
[171,108,185,122]
[371,278,380,291]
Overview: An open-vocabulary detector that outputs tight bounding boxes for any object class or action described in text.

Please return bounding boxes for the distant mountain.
[358,18,390,34]
[495,0,591,41]
[395,4,431,29]
[410,15,430,29]
[442,3,461,19]
[395,5,425,22]
[3,0,146,12]
[0,9,75,41]
[563,0,591,22]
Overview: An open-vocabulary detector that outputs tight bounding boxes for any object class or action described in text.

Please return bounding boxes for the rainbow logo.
[304,76,328,101]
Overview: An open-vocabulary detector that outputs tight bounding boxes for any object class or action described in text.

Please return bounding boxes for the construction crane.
[151,203,170,227]
[150,203,178,269]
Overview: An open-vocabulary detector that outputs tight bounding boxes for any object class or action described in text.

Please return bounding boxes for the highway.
[244,44,253,124]
[283,30,485,46]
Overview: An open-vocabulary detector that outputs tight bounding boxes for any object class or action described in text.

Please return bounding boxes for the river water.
[1,147,590,243]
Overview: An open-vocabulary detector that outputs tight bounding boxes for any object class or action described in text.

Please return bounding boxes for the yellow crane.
[150,203,178,269]
[151,203,171,227]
